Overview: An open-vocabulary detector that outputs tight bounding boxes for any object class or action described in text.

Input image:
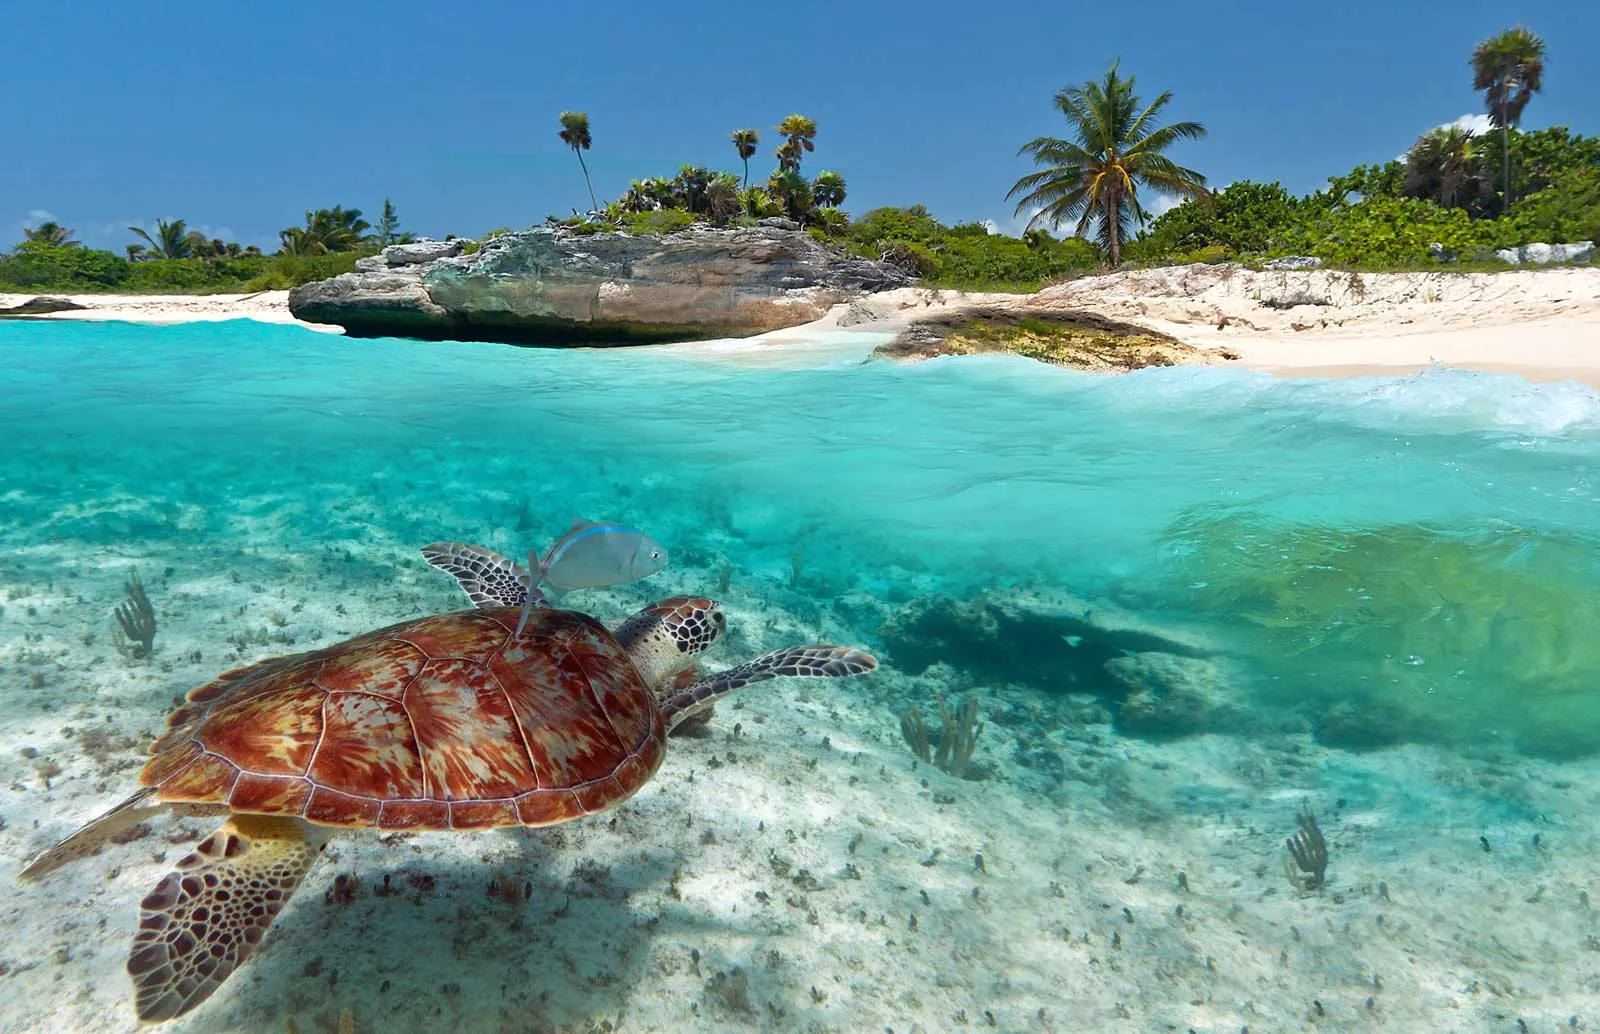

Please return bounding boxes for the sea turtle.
[20,547,877,1023]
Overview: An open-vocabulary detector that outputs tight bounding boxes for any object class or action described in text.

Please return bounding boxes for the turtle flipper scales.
[420,542,545,610]
[18,787,165,880]
[661,645,877,730]
[127,815,329,1022]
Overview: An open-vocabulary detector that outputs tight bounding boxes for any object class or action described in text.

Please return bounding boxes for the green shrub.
[0,241,130,290]
[124,258,269,292]
[1131,181,1302,261]
[1281,195,1494,266]
[240,252,362,291]
[624,209,695,235]
[1508,167,1600,245]
[877,240,939,278]
[1168,243,1234,265]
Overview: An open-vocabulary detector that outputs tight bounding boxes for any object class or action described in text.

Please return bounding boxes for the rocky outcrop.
[873,305,1232,372]
[288,226,911,345]
[0,296,87,317]
[1495,241,1594,265]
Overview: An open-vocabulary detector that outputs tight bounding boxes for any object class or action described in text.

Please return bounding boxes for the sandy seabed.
[3,543,1599,1034]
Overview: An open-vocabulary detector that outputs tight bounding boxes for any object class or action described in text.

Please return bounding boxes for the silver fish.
[538,518,668,595]
[515,518,669,636]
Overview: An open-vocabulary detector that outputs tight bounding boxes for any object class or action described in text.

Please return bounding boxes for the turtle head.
[614,596,726,688]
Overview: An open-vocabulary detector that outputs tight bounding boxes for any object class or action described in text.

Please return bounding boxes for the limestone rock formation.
[289,225,911,345]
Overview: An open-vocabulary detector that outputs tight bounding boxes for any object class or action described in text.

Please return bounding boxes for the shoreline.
[0,290,342,332]
[7,265,1600,387]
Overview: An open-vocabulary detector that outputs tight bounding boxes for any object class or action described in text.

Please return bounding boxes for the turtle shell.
[140,607,667,831]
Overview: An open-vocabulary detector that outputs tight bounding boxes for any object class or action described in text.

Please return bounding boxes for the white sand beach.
[8,265,1600,386]
[820,265,1600,386]
[0,291,338,331]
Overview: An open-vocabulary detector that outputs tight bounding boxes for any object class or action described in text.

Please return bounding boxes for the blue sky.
[4,0,1595,253]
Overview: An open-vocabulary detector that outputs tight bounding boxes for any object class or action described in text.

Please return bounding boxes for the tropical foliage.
[1008,60,1208,265]
[1472,24,1546,213]
[23,222,77,247]
[558,111,598,214]
[730,129,759,187]
[775,114,817,172]
[1131,26,1596,268]
[845,205,1100,289]
[277,206,373,255]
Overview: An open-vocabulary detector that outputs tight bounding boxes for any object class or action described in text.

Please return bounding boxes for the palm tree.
[129,219,193,260]
[278,207,371,256]
[619,180,657,214]
[1472,25,1547,213]
[558,111,598,215]
[278,226,325,256]
[23,221,78,247]
[1402,127,1492,213]
[674,164,714,214]
[766,169,814,223]
[775,114,818,173]
[706,173,742,225]
[811,170,847,209]
[1006,60,1208,266]
[730,129,759,187]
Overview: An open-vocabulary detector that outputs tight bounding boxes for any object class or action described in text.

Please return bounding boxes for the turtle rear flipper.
[128,815,329,1022]
[19,787,165,880]
[420,542,545,610]
[661,645,877,731]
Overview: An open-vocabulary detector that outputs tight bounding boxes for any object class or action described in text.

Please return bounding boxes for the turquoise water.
[7,319,1600,1030]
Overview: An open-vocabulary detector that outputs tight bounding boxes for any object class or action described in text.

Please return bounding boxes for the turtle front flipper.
[420,542,546,610]
[19,787,166,880]
[128,815,330,1023]
[661,645,877,731]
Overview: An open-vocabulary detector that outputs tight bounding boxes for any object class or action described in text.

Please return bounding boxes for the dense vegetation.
[0,203,412,295]
[535,112,1100,289]
[4,25,1591,298]
[1007,60,1208,265]
[1129,25,1596,267]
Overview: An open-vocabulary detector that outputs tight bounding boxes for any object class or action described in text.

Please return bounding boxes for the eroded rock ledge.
[873,305,1230,372]
[288,224,911,345]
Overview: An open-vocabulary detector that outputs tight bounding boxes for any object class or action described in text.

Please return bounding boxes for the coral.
[1105,651,1237,738]
[1283,801,1328,892]
[112,568,156,660]
[900,693,984,779]
[323,873,361,907]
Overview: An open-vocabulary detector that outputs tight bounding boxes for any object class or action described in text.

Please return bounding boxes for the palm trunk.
[742,157,749,188]
[576,150,598,215]
[1106,194,1122,266]
[1500,100,1510,216]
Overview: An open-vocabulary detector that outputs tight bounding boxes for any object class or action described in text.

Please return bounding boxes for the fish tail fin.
[515,548,546,636]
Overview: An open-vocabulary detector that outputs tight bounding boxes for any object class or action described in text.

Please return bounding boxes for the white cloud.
[980,218,1000,235]
[1146,194,1184,219]
[26,209,53,221]
[1439,112,1494,134]
[1396,113,1497,159]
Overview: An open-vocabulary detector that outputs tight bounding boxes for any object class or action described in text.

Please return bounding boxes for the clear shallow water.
[7,319,1600,753]
[6,319,1600,1028]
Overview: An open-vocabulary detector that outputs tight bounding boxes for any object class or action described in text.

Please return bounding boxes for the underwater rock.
[872,306,1226,372]
[289,225,911,346]
[879,586,1217,699]
[1311,699,1410,750]
[1105,651,1240,738]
